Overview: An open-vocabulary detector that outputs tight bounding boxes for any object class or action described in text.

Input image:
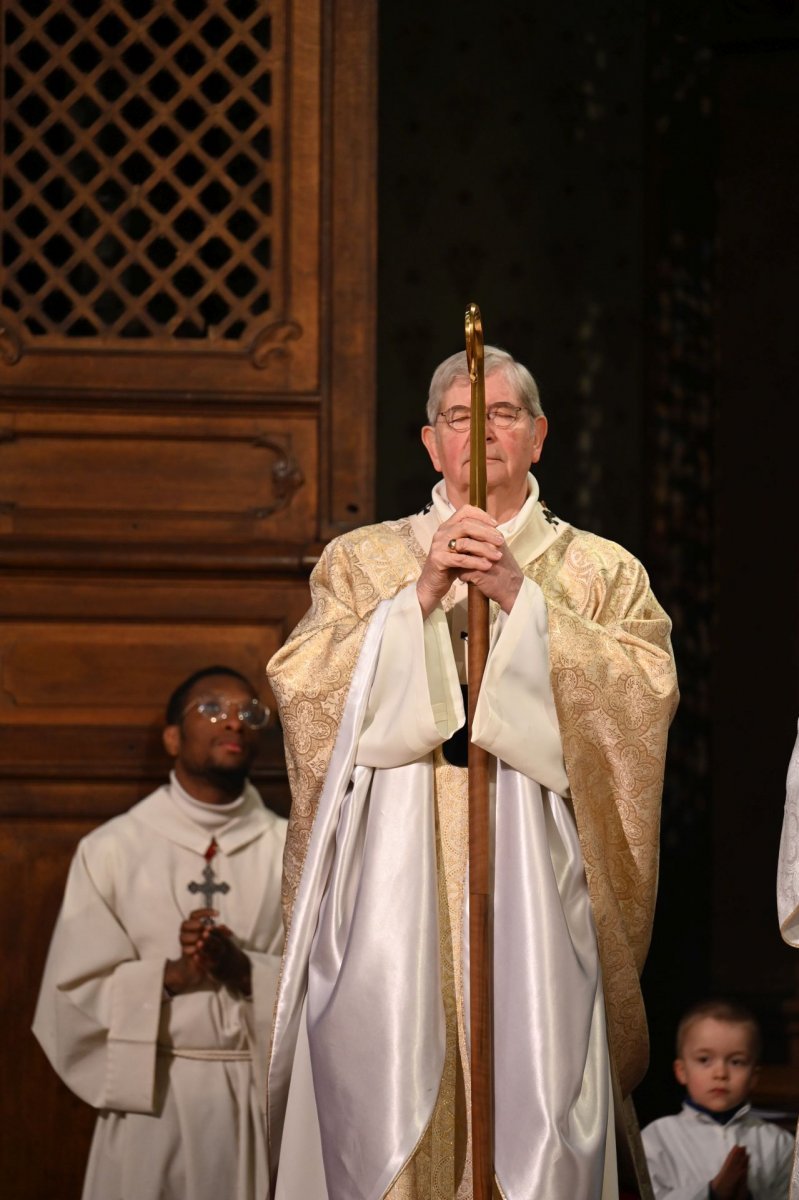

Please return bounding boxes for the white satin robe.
[269,484,618,1200]
[776,720,799,1199]
[33,778,287,1200]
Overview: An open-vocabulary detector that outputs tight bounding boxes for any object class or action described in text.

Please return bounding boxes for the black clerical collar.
[684,1096,749,1125]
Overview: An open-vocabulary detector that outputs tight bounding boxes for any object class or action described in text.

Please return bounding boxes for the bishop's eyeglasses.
[436,403,527,432]
[183,697,270,730]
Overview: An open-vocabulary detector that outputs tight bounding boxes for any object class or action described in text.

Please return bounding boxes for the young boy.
[642,999,794,1200]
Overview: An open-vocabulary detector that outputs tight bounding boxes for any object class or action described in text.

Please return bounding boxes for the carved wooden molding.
[250,320,303,368]
[0,324,22,365]
[0,416,311,545]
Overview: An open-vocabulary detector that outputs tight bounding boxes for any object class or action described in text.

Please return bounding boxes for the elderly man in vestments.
[267,347,679,1200]
[777,719,799,1199]
[33,666,287,1200]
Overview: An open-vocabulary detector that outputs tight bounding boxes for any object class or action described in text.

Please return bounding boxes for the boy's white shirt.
[642,1103,795,1200]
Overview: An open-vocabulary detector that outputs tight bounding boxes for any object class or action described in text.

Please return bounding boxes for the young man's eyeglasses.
[436,403,527,432]
[182,698,270,730]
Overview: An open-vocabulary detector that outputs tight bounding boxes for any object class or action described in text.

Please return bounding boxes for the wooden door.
[0,2,376,1195]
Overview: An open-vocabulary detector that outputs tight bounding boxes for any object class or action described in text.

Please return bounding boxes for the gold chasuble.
[267,485,678,1200]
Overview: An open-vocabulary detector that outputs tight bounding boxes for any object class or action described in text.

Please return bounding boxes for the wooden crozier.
[465,304,494,1200]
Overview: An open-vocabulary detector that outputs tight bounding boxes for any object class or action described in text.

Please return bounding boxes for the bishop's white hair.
[426,345,544,425]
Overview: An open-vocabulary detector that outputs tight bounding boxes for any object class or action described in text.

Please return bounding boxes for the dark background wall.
[377,2,647,551]
[377,0,799,1124]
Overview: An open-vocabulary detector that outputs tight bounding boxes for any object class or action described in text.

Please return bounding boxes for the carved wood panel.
[0,0,319,394]
[4,819,98,1200]
[0,569,312,811]
[0,408,311,539]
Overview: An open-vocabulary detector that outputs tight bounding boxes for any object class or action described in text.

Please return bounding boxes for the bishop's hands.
[163,907,253,998]
[710,1145,750,1200]
[416,504,524,619]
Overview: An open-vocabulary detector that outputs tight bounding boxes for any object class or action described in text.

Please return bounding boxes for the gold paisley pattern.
[538,536,679,1091]
[267,510,678,1192]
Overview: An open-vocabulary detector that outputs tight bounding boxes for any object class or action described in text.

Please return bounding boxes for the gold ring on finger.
[448,537,457,551]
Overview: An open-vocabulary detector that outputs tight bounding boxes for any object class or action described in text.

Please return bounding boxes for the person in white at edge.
[33,666,287,1200]
[777,720,799,1199]
[643,1000,793,1200]
[266,347,679,1200]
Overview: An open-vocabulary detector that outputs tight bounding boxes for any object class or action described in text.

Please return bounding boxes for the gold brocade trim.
[538,535,678,1091]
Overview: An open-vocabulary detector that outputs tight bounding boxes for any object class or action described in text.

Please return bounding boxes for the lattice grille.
[1,0,273,345]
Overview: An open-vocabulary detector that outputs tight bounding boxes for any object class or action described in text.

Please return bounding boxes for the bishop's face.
[421,370,547,522]
[163,674,263,803]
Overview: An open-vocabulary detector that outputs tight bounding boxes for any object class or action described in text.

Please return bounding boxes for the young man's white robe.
[33,777,287,1200]
[269,482,619,1200]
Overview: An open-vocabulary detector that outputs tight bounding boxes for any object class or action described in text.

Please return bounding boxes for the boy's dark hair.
[675,998,762,1062]
[165,666,257,726]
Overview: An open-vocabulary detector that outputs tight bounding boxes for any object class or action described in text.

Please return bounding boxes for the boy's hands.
[710,1145,749,1200]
